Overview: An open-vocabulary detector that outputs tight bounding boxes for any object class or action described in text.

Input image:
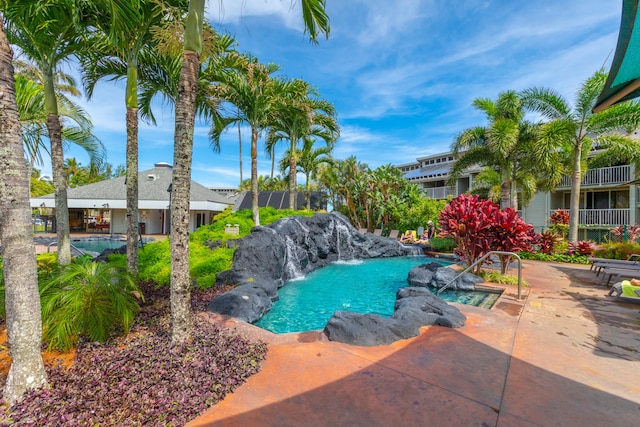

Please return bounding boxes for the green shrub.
[593,241,640,260]
[518,251,590,264]
[429,237,456,253]
[40,259,142,351]
[478,270,528,287]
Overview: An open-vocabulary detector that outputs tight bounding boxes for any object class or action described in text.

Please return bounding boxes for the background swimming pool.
[72,239,126,253]
[255,256,499,334]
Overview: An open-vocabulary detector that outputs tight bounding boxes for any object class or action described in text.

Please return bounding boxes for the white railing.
[424,186,456,199]
[550,209,630,226]
[558,165,630,188]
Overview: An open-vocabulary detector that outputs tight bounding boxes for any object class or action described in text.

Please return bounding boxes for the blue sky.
[58,0,622,189]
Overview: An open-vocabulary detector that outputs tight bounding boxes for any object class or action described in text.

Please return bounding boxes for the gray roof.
[32,163,238,209]
[403,163,453,180]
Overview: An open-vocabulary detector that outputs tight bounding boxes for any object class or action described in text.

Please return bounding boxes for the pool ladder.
[47,241,86,256]
[436,251,523,301]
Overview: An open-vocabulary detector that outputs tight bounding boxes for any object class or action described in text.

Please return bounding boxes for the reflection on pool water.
[71,239,126,253]
[255,256,501,334]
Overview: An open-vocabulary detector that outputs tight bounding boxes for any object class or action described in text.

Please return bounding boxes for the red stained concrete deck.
[188,260,640,427]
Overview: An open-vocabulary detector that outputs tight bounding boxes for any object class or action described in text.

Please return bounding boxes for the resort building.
[30,162,238,235]
[397,151,637,240]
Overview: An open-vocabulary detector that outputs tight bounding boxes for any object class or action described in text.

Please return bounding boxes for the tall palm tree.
[522,70,640,242]
[168,0,205,345]
[451,91,529,209]
[169,0,331,345]
[209,57,281,226]
[82,0,189,276]
[2,0,88,264]
[0,16,48,406]
[266,79,339,210]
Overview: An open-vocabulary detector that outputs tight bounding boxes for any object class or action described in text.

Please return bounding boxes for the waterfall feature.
[334,220,353,261]
[283,236,304,280]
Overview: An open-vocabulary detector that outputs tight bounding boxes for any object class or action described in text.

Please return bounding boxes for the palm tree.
[266,79,339,210]
[168,0,206,345]
[2,0,88,264]
[169,0,330,345]
[281,137,334,209]
[0,16,48,405]
[209,57,281,226]
[81,0,189,276]
[451,91,531,209]
[15,72,104,180]
[522,70,640,242]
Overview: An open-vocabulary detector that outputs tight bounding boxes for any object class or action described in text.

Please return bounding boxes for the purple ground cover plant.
[0,282,267,426]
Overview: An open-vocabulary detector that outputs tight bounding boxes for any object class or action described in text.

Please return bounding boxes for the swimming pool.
[255,256,501,334]
[72,239,126,253]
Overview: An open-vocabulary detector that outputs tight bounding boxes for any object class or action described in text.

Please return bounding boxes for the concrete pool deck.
[188,260,640,427]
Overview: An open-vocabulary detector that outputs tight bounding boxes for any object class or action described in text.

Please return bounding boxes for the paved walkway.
[188,260,640,427]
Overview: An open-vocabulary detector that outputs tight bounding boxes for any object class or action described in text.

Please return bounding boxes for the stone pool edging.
[207,213,467,346]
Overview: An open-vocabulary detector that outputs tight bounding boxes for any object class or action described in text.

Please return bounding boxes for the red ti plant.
[568,240,596,256]
[491,208,536,273]
[438,194,498,273]
[549,209,570,225]
[538,230,563,254]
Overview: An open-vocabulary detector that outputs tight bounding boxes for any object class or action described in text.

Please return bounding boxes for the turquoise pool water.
[72,239,126,253]
[255,256,501,334]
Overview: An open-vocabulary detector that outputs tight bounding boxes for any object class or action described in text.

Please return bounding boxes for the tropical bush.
[549,209,570,238]
[40,259,142,351]
[593,241,640,260]
[518,251,591,264]
[429,237,456,253]
[491,208,537,273]
[538,230,564,254]
[439,194,535,273]
[568,240,596,256]
[609,225,640,242]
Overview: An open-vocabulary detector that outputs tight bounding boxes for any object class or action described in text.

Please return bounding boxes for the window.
[196,213,206,228]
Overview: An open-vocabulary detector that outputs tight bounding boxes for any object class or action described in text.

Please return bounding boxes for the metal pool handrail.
[47,241,84,255]
[436,251,523,300]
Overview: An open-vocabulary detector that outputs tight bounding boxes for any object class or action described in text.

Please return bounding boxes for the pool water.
[72,239,126,253]
[255,256,501,334]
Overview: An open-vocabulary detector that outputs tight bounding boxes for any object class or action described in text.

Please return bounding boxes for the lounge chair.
[589,254,640,271]
[373,229,382,236]
[400,230,418,244]
[601,267,640,285]
[608,279,640,303]
[388,229,399,240]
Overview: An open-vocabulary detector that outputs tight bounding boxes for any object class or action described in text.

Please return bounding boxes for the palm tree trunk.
[170,0,205,346]
[306,172,311,209]
[569,146,582,243]
[0,22,48,404]
[500,170,511,209]
[43,67,70,265]
[125,107,139,275]
[48,113,71,265]
[238,109,243,186]
[289,146,297,210]
[251,127,260,225]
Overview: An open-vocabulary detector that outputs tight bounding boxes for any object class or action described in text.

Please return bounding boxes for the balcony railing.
[424,186,456,199]
[550,208,630,226]
[558,165,630,188]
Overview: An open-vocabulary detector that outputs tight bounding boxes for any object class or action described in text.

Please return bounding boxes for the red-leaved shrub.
[549,209,570,225]
[568,240,596,256]
[439,194,536,273]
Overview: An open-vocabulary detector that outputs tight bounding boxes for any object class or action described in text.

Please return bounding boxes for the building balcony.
[424,186,456,199]
[550,208,630,226]
[558,165,630,188]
